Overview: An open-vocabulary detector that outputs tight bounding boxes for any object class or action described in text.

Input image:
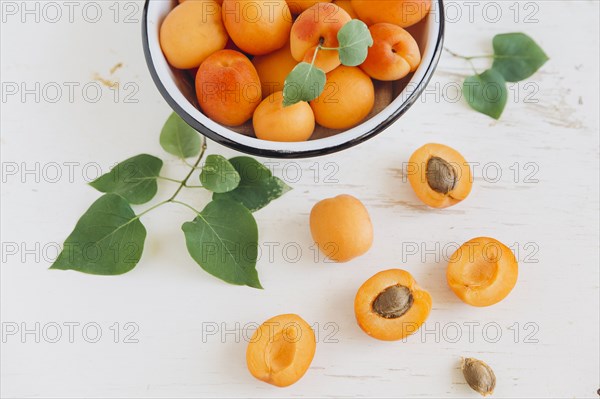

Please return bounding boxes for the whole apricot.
[222,0,292,56]
[352,0,431,27]
[196,49,262,126]
[253,92,315,142]
[159,0,228,69]
[310,66,374,130]
[290,3,352,73]
[246,314,316,387]
[252,42,298,98]
[355,269,432,341]
[447,237,518,307]
[310,194,373,262]
[360,23,421,81]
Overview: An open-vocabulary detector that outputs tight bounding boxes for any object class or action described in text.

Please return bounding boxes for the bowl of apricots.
[143,0,444,157]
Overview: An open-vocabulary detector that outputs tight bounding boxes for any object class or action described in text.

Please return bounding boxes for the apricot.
[352,0,431,27]
[332,0,358,18]
[222,0,292,56]
[246,314,316,387]
[355,269,432,341]
[360,23,421,81]
[195,49,262,126]
[252,42,298,98]
[159,0,228,69]
[310,194,373,262]
[290,3,352,73]
[310,66,374,130]
[253,92,315,142]
[286,0,332,14]
[407,143,472,208]
[447,237,518,307]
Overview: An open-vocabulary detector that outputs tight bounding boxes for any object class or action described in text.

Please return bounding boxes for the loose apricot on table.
[310,194,373,262]
[253,91,315,142]
[246,314,316,387]
[310,66,374,130]
[447,237,518,307]
[351,0,431,27]
[407,143,473,208]
[159,0,228,69]
[252,42,299,98]
[355,269,432,341]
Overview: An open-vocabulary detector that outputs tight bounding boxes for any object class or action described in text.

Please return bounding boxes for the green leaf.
[89,154,163,204]
[282,62,326,107]
[337,19,373,66]
[213,157,291,212]
[199,154,241,193]
[160,112,202,158]
[492,33,549,82]
[182,199,261,288]
[463,69,508,120]
[50,194,146,275]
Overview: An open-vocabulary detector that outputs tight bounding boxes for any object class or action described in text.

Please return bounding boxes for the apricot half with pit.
[447,237,518,307]
[407,143,473,208]
[355,269,432,341]
[246,314,316,387]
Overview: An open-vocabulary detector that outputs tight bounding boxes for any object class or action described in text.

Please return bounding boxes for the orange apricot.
[160,0,228,69]
[332,0,358,18]
[355,269,432,341]
[360,23,421,81]
[196,49,262,126]
[447,237,518,307]
[310,194,373,262]
[407,143,473,208]
[286,0,332,14]
[253,92,315,142]
[290,3,352,73]
[352,0,431,27]
[246,314,316,387]
[252,42,298,98]
[310,66,374,130]
[222,0,292,56]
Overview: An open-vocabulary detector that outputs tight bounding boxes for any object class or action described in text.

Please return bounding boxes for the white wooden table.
[1,1,598,397]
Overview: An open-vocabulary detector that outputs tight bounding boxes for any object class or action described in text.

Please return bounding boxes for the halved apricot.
[355,269,432,341]
[447,237,518,307]
[246,314,316,387]
[407,143,472,208]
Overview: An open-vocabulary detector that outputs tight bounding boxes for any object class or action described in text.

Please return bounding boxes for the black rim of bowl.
[142,0,445,159]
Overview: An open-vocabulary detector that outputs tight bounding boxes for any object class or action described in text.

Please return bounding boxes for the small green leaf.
[89,154,163,204]
[492,33,549,82]
[337,19,373,66]
[282,62,326,107]
[213,157,291,212]
[160,112,202,158]
[463,69,508,120]
[50,194,146,275]
[182,199,261,288]
[200,154,241,193]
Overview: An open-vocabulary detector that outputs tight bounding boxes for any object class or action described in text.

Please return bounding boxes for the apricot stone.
[253,92,315,142]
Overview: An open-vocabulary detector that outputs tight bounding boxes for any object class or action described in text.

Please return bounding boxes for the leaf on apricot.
[492,33,549,82]
[282,62,326,107]
[463,69,508,120]
[337,19,373,66]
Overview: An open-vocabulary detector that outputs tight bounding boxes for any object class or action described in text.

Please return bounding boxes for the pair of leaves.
[464,33,549,119]
[283,19,373,106]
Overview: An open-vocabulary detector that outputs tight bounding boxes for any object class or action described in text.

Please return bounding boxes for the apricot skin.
[252,43,299,98]
[310,66,374,130]
[222,0,292,56]
[195,50,262,126]
[290,3,352,73]
[360,23,421,81]
[355,269,432,341]
[286,0,332,14]
[159,0,228,69]
[447,237,518,307]
[351,0,431,27]
[332,0,358,18]
[310,194,373,262]
[246,314,316,387]
[253,92,315,142]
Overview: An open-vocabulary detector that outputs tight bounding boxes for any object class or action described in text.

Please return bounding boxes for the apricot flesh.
[407,143,473,208]
[246,314,316,387]
[253,91,315,142]
[310,194,373,262]
[447,237,518,307]
[310,66,374,130]
[252,42,299,98]
[355,269,432,341]
[351,0,431,28]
